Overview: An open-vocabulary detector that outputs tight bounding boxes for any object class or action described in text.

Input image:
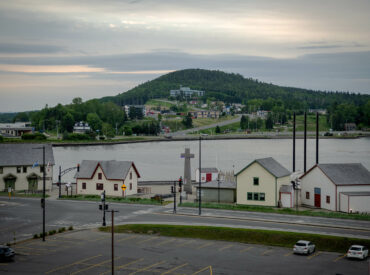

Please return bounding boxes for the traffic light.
[99,204,102,210]
[179,187,182,193]
[291,180,296,189]
[40,198,45,208]
[77,163,80,172]
[105,204,108,210]
[171,186,174,193]
[179,177,182,187]
[101,191,105,201]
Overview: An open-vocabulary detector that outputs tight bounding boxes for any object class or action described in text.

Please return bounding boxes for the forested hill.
[100,69,369,110]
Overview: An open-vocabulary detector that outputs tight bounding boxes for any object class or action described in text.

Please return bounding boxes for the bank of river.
[53,137,370,183]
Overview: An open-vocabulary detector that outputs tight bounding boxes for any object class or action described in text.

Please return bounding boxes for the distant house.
[195,167,219,183]
[170,86,205,98]
[73,121,91,133]
[236,157,291,206]
[123,105,146,117]
[0,144,54,192]
[0,122,33,137]
[189,110,220,119]
[75,160,140,197]
[300,163,370,213]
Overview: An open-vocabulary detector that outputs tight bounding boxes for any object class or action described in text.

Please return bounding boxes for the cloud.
[0,43,66,54]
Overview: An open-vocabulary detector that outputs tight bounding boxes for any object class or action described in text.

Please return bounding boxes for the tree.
[215,125,221,134]
[86,113,102,131]
[182,113,193,128]
[61,112,74,132]
[123,126,132,136]
[265,113,274,130]
[240,115,249,130]
[102,122,115,138]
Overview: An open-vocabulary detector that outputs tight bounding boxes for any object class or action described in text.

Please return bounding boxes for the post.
[199,136,202,216]
[293,112,296,172]
[102,191,106,226]
[111,210,114,275]
[42,145,45,242]
[173,181,176,214]
[304,111,307,173]
[217,175,220,203]
[58,166,61,198]
[179,177,182,205]
[316,112,319,164]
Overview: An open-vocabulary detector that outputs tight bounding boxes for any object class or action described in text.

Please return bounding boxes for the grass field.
[59,194,169,205]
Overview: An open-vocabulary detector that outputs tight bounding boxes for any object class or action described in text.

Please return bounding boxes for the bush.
[68,226,74,231]
[58,227,66,233]
[33,234,38,239]
[21,133,47,140]
[0,135,3,142]
[63,133,92,141]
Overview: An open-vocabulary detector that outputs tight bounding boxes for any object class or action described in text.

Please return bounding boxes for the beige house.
[0,144,54,192]
[75,160,140,197]
[236,157,291,206]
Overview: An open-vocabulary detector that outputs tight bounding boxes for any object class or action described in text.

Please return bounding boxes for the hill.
[100,69,369,111]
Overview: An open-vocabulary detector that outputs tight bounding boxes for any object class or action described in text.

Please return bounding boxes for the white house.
[73,121,91,133]
[0,144,54,192]
[0,122,33,137]
[195,167,219,183]
[236,157,291,207]
[75,160,140,197]
[300,163,370,213]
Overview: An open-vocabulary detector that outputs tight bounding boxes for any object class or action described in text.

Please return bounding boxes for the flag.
[32,161,39,168]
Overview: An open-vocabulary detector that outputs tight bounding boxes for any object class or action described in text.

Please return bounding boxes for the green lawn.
[0,191,49,198]
[290,114,330,132]
[59,194,168,205]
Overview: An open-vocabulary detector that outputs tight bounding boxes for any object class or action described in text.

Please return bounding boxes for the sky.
[0,0,369,112]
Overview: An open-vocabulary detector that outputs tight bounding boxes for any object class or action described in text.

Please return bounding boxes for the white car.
[347,245,369,260]
[293,240,316,255]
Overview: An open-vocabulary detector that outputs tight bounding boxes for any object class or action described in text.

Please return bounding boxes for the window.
[40,166,44,173]
[259,193,265,201]
[114,184,118,191]
[130,183,132,190]
[253,177,259,186]
[247,192,253,200]
[96,183,103,190]
[253,193,259,200]
[306,192,310,199]
[17,166,21,173]
[130,172,132,180]
[0,167,3,174]
[98,173,102,180]
[326,196,330,204]
[23,166,27,173]
[82,182,86,189]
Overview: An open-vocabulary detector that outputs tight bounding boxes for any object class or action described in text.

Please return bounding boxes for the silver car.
[293,240,316,255]
[347,245,368,260]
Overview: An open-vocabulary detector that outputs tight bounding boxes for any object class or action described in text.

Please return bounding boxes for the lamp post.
[199,136,202,216]
[33,145,46,241]
[101,190,106,226]
[217,173,220,204]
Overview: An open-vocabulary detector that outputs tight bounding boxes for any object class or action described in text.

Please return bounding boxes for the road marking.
[161,263,188,275]
[137,236,159,244]
[197,242,213,250]
[45,254,102,274]
[307,251,322,260]
[15,246,57,252]
[261,249,273,256]
[156,238,176,246]
[176,240,195,247]
[240,247,253,253]
[333,254,347,262]
[117,235,138,243]
[284,252,293,257]
[129,260,165,275]
[192,265,213,275]
[100,258,144,275]
[70,256,122,275]
[218,244,233,252]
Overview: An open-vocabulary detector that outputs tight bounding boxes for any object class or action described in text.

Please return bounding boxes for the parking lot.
[1,229,369,274]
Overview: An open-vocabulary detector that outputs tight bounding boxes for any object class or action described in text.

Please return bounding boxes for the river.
[53,137,370,183]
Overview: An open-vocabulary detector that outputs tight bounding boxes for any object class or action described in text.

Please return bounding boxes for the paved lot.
[1,229,369,274]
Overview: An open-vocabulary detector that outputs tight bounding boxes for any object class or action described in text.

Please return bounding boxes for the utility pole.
[217,173,220,203]
[173,181,177,214]
[293,112,296,172]
[316,112,319,164]
[304,111,307,173]
[101,191,107,226]
[108,210,119,275]
[42,145,45,242]
[199,136,202,216]
[179,177,183,205]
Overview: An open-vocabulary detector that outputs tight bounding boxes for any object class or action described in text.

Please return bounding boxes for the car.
[293,240,315,255]
[0,245,15,262]
[347,245,369,260]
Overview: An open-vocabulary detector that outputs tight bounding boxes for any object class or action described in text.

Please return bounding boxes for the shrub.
[0,135,3,142]
[33,234,38,239]
[63,133,92,141]
[21,133,46,140]
[68,226,74,231]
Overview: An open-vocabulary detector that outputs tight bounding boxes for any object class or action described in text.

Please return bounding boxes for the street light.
[198,136,202,216]
[33,145,46,242]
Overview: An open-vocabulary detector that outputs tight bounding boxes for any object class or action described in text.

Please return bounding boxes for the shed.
[196,179,236,203]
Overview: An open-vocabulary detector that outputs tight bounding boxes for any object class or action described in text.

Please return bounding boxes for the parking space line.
[284,252,293,257]
[218,244,233,252]
[137,236,159,244]
[100,258,144,275]
[45,254,102,274]
[307,251,322,260]
[161,263,188,275]
[192,265,213,275]
[197,242,213,250]
[156,239,176,246]
[176,240,195,247]
[70,256,122,275]
[333,254,347,262]
[117,235,138,243]
[261,249,273,256]
[129,260,165,275]
[240,247,253,253]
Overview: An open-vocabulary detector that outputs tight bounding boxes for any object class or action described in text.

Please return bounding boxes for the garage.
[279,185,294,208]
[339,192,370,214]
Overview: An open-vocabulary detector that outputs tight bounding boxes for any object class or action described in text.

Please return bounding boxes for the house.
[236,157,291,206]
[170,86,205,98]
[299,163,370,213]
[73,121,91,133]
[0,144,54,192]
[195,167,219,183]
[75,160,140,197]
[0,122,33,137]
[189,110,220,119]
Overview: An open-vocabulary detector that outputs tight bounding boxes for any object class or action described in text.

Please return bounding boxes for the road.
[1,197,370,245]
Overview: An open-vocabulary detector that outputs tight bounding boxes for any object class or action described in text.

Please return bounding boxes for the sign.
[121,184,126,191]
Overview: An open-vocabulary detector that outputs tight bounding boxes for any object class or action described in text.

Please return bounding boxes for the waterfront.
[53,137,370,183]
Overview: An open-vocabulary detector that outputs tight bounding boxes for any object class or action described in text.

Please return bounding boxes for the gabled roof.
[236,157,290,178]
[0,144,54,166]
[301,163,370,186]
[75,160,140,180]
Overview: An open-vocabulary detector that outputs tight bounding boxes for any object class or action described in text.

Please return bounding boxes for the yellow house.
[236,157,291,206]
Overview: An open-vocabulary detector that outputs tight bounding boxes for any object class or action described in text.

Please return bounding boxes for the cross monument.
[181,148,194,194]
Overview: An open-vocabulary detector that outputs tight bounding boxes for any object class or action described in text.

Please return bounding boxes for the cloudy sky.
[0,0,369,112]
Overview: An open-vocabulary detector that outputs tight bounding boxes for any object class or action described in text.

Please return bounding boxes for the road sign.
[121,184,126,191]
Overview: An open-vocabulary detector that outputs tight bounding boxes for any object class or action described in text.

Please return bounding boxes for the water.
[53,138,370,183]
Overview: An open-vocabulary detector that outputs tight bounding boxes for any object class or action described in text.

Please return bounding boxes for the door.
[28,178,38,192]
[206,173,212,182]
[314,187,321,208]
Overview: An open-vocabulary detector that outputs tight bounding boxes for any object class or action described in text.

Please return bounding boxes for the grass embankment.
[181,202,370,221]
[99,224,370,253]
[59,194,168,205]
[0,191,49,198]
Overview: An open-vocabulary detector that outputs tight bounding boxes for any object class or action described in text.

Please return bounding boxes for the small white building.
[0,122,33,137]
[75,160,140,197]
[195,168,219,183]
[300,163,370,213]
[236,157,291,207]
[73,121,91,133]
[0,144,54,192]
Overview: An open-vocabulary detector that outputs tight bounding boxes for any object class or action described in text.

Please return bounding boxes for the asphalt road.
[1,197,370,245]
[1,229,368,275]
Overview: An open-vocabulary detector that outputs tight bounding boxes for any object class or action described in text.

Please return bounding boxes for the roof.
[198,168,219,173]
[75,160,140,180]
[341,192,370,196]
[0,144,54,166]
[302,163,370,186]
[196,180,236,189]
[236,157,290,178]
